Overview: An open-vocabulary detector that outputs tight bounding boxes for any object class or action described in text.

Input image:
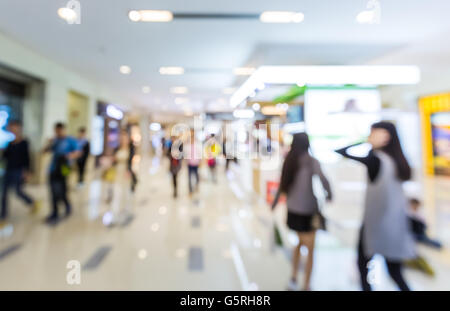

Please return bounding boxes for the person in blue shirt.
[43,122,80,224]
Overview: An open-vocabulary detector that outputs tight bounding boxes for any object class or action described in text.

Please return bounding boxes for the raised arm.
[335,142,369,164]
[335,143,380,183]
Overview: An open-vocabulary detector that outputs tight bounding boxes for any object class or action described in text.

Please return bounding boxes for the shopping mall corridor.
[0,156,449,291]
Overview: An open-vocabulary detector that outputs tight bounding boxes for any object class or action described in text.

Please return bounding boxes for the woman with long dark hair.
[335,121,415,291]
[274,133,332,291]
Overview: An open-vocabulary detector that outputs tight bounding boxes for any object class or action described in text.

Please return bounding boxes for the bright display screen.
[431,112,450,175]
[304,88,381,163]
[0,107,15,149]
[91,116,104,156]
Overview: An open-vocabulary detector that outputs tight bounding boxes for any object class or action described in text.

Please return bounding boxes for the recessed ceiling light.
[356,10,375,24]
[138,249,148,260]
[128,10,141,22]
[252,103,261,111]
[57,7,78,23]
[260,11,304,23]
[119,65,131,74]
[142,86,151,93]
[170,87,189,94]
[159,67,185,75]
[233,67,256,76]
[128,10,173,22]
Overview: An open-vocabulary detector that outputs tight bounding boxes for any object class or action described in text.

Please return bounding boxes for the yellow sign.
[419,93,450,176]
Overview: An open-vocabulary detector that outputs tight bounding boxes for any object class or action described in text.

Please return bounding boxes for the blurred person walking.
[273,133,332,291]
[0,120,39,228]
[205,133,219,183]
[128,133,138,193]
[101,130,136,226]
[76,127,90,187]
[186,129,201,197]
[168,135,183,198]
[223,137,238,172]
[407,198,442,249]
[335,121,415,291]
[43,122,80,224]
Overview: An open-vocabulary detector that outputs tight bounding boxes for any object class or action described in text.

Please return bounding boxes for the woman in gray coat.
[275,133,332,291]
[336,121,415,291]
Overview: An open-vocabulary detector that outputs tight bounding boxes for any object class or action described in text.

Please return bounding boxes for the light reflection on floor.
[0,156,448,290]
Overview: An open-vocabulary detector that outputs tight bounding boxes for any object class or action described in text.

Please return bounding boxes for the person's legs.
[416,234,443,249]
[13,170,33,206]
[172,173,178,198]
[60,177,71,216]
[291,232,303,283]
[193,166,199,192]
[130,171,138,193]
[299,231,316,290]
[357,230,372,291]
[48,176,60,220]
[78,159,87,184]
[210,163,217,183]
[188,166,194,194]
[385,260,411,291]
[1,172,12,220]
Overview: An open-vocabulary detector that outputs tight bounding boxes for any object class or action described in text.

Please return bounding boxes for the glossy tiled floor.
[0,156,449,291]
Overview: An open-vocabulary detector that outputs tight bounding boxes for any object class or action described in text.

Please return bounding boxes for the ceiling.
[0,0,450,113]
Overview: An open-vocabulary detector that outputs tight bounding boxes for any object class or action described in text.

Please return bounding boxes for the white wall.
[368,30,450,109]
[0,31,134,144]
[365,31,450,173]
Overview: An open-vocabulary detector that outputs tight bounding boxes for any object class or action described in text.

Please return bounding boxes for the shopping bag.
[273,222,283,247]
[102,167,117,183]
[313,211,327,231]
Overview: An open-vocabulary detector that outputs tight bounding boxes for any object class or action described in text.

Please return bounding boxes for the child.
[404,198,442,277]
[408,198,442,249]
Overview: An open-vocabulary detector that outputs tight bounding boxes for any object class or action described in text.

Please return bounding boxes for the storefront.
[419,93,450,176]
[0,76,24,149]
[231,65,421,202]
[95,101,124,158]
[0,65,45,182]
[67,90,89,137]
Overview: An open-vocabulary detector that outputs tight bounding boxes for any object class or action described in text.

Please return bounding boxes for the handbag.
[207,158,216,167]
[313,211,327,231]
[102,167,117,183]
[273,222,283,247]
[52,155,71,179]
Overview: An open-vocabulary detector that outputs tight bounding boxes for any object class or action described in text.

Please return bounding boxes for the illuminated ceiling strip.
[230,66,421,108]
[129,11,305,22]
[173,13,260,20]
